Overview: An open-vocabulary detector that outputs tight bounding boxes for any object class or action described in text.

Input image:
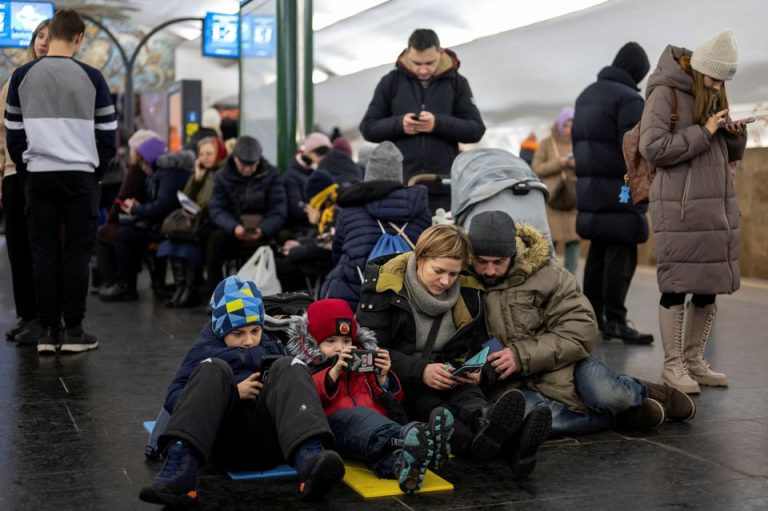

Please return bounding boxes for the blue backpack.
[357,221,415,282]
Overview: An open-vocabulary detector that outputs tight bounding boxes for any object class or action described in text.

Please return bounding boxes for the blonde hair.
[414,224,472,269]
[679,55,729,124]
[26,19,50,61]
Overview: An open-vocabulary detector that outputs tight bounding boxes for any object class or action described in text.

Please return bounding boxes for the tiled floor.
[1,238,767,510]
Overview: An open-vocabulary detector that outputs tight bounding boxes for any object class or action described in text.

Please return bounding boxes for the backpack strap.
[420,317,444,359]
[387,221,415,249]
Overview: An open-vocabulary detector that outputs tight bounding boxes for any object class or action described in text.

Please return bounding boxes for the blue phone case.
[482,337,504,354]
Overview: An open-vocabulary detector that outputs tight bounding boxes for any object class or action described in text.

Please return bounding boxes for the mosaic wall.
[0,17,176,93]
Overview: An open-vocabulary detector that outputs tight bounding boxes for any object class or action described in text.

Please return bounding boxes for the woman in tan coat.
[532,106,579,274]
[640,29,747,394]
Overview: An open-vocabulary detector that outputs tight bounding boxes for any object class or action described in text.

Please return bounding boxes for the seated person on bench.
[139,276,344,507]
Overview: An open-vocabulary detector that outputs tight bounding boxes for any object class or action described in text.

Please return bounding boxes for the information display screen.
[202,12,239,59]
[0,1,54,48]
[241,13,275,58]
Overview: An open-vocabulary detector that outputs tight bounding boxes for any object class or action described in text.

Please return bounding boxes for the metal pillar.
[276,0,297,170]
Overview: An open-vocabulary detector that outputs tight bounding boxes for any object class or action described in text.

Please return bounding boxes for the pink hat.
[302,132,331,154]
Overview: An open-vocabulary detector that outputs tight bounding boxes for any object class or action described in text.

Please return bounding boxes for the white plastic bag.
[236,246,282,296]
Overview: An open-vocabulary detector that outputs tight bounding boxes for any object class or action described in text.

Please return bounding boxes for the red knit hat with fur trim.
[307,299,357,343]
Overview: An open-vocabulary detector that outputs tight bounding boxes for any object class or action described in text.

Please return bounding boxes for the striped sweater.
[4,56,116,178]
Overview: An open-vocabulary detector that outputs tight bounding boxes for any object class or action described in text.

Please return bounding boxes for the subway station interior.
[1,0,767,510]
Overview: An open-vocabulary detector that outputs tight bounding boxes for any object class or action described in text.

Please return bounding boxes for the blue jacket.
[163,323,287,412]
[132,151,193,229]
[573,66,649,244]
[321,181,431,309]
[208,156,287,240]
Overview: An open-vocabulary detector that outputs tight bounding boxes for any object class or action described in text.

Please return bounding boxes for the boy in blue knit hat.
[139,276,344,507]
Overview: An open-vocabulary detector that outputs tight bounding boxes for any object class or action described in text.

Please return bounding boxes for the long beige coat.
[532,125,578,243]
[640,45,745,294]
[462,224,598,413]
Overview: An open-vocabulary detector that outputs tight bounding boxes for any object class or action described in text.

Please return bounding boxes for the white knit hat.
[691,29,738,81]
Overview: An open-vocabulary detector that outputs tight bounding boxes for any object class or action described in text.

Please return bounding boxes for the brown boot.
[642,380,696,422]
[659,305,700,394]
[684,302,728,387]
[615,398,665,431]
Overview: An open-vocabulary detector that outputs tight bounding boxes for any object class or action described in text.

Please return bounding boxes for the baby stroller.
[451,148,553,248]
[408,173,452,214]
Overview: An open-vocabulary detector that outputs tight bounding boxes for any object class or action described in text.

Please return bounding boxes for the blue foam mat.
[143,420,297,480]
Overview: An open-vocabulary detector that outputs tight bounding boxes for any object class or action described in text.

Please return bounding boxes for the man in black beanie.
[571,42,654,345]
[464,211,695,435]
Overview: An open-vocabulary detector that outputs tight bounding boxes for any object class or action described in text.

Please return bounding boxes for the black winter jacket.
[359,49,485,184]
[317,149,361,186]
[573,66,649,244]
[283,156,312,232]
[208,156,287,239]
[356,253,487,390]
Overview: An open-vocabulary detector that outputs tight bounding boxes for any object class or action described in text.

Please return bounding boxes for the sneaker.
[603,320,654,345]
[6,319,31,340]
[395,423,433,495]
[615,398,666,431]
[139,440,199,507]
[296,449,345,500]
[427,407,454,471]
[505,405,552,478]
[98,283,139,302]
[37,327,60,355]
[470,389,526,460]
[15,320,44,346]
[60,326,99,353]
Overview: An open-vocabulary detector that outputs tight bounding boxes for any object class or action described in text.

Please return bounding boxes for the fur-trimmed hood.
[283,314,379,367]
[156,150,195,172]
[511,223,551,278]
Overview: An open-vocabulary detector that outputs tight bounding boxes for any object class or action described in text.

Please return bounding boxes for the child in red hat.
[286,298,454,494]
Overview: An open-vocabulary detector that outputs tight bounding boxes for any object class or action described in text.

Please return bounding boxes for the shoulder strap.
[669,88,678,132]
[420,317,444,358]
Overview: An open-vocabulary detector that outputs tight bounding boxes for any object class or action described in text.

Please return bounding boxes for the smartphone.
[482,337,505,355]
[565,152,574,160]
[734,117,756,124]
[245,227,257,234]
[451,364,483,378]
[412,112,421,121]
[344,349,379,374]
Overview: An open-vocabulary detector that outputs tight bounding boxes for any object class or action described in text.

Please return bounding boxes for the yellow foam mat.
[342,461,453,498]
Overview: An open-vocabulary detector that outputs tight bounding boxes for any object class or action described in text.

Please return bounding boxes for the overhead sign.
[0,1,54,48]
[202,12,239,59]
[241,14,275,58]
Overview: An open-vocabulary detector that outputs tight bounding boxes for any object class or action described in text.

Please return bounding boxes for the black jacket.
[573,66,649,244]
[317,149,361,186]
[356,253,487,390]
[283,156,312,232]
[131,151,193,230]
[359,49,485,184]
[208,156,287,239]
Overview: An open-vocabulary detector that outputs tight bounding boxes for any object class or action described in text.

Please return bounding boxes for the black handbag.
[160,208,200,241]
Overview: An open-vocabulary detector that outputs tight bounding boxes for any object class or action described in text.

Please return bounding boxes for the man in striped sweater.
[5,8,116,355]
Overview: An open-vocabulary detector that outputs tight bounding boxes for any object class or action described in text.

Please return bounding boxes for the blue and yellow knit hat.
[210,276,265,338]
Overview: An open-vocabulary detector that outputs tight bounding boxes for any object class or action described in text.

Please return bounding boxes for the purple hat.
[135,137,166,168]
[556,106,574,134]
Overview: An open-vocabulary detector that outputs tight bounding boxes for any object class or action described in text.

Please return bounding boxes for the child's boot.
[394,422,433,495]
[294,439,345,500]
[139,439,199,507]
[427,407,454,471]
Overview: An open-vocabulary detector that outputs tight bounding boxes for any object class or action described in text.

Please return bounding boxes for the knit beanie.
[304,169,336,203]
[468,210,517,259]
[691,29,738,81]
[556,106,575,134]
[302,132,332,154]
[135,137,166,168]
[332,137,353,158]
[364,141,404,183]
[128,129,161,150]
[612,42,650,84]
[209,276,265,338]
[202,108,221,130]
[307,299,358,343]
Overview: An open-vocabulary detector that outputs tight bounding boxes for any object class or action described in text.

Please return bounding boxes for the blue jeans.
[327,407,402,477]
[520,357,646,435]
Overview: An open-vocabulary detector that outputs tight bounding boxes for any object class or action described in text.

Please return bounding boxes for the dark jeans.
[327,407,401,477]
[26,172,98,329]
[404,383,488,455]
[2,175,36,320]
[162,357,333,471]
[113,223,157,291]
[583,240,637,323]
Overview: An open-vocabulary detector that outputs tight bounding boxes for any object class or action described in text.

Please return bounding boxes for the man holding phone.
[464,211,695,435]
[360,29,485,184]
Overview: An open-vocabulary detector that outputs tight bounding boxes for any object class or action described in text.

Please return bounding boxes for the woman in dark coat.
[321,142,431,308]
[639,30,747,394]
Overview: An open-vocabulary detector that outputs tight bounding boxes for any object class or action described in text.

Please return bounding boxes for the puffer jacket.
[572,65,649,244]
[321,180,432,308]
[283,314,404,418]
[317,149,361,186]
[463,224,598,413]
[532,125,578,243]
[360,48,486,183]
[356,252,487,390]
[639,45,745,294]
[208,156,287,239]
[163,323,287,413]
[131,151,193,229]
